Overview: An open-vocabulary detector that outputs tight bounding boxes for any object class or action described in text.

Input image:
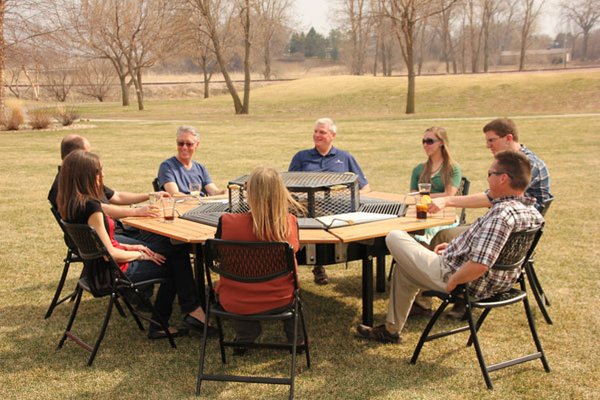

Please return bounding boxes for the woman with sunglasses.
[410,127,462,198]
[214,166,306,355]
[157,126,226,196]
[58,150,214,340]
[408,127,462,318]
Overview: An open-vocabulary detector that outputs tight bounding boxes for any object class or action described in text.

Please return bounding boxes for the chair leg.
[196,304,212,396]
[288,308,300,400]
[215,316,227,363]
[114,297,128,318]
[387,259,396,282]
[299,305,311,368]
[522,296,551,372]
[87,294,116,366]
[410,300,450,364]
[120,294,145,331]
[465,306,493,390]
[58,286,83,349]
[467,307,491,347]
[525,262,553,325]
[45,254,75,319]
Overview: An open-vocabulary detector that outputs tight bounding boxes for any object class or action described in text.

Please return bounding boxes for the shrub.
[54,105,80,126]
[28,108,53,130]
[4,105,25,131]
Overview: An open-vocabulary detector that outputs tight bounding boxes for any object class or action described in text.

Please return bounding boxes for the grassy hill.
[1,69,599,399]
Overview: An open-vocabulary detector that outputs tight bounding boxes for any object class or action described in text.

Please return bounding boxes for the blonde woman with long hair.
[214,166,305,354]
[410,127,462,198]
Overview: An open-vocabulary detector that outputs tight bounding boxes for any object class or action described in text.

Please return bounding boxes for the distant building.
[500,48,571,65]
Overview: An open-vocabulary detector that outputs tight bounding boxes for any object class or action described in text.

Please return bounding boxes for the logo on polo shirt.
[334,159,344,164]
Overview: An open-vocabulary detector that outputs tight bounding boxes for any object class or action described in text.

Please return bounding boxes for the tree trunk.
[0,0,5,117]
[406,45,416,114]
[134,68,144,111]
[119,74,130,106]
[263,40,271,80]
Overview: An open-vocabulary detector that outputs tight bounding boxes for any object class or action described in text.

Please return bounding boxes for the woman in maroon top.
[57,150,212,339]
[215,166,305,351]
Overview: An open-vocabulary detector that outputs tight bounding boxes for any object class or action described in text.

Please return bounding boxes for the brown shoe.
[356,324,401,344]
[408,303,433,318]
[446,302,467,320]
[312,265,329,285]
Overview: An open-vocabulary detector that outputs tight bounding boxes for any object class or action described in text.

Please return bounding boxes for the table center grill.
[181,172,407,229]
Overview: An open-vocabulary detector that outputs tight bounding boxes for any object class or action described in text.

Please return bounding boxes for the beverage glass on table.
[416,183,432,220]
[162,197,176,223]
[189,182,202,201]
[148,192,161,205]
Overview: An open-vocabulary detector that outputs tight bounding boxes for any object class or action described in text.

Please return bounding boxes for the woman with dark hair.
[57,150,211,339]
[215,166,305,354]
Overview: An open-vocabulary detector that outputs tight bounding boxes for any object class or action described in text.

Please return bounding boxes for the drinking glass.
[162,197,176,223]
[189,183,202,201]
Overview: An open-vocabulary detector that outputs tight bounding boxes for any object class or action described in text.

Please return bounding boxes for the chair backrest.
[50,205,81,255]
[204,239,297,286]
[152,177,161,192]
[538,196,554,217]
[456,176,470,225]
[492,224,544,272]
[61,221,123,297]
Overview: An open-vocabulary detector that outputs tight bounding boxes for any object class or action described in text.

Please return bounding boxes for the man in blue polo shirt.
[289,117,371,285]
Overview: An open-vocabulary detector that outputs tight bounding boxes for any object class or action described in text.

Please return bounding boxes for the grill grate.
[229,172,360,218]
[181,172,406,227]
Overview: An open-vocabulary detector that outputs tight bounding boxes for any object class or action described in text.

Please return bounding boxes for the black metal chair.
[152,177,161,192]
[525,197,554,324]
[45,206,83,319]
[196,239,310,399]
[410,225,550,389]
[58,221,176,366]
[456,176,471,225]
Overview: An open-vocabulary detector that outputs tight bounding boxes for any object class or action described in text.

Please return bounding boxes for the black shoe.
[148,326,189,340]
[183,314,218,336]
[356,324,401,344]
[408,303,434,318]
[446,302,468,320]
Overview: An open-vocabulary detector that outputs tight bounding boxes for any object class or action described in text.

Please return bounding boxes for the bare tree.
[252,0,292,80]
[561,0,600,61]
[340,0,373,75]
[76,59,116,102]
[384,0,457,114]
[518,0,545,71]
[436,0,459,73]
[186,0,252,114]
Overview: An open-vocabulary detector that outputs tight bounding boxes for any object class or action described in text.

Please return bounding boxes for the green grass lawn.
[1,69,599,399]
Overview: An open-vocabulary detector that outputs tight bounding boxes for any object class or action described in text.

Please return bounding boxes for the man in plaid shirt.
[357,151,544,344]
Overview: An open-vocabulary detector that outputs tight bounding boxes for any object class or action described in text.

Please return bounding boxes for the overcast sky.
[293,0,563,38]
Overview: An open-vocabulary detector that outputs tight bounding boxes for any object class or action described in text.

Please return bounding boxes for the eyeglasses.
[487,170,513,179]
[422,138,440,145]
[177,141,197,147]
[486,137,502,144]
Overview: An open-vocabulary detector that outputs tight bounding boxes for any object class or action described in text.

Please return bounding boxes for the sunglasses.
[422,138,440,145]
[177,141,197,147]
[487,170,514,179]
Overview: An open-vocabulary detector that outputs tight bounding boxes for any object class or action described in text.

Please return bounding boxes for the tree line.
[1,0,599,116]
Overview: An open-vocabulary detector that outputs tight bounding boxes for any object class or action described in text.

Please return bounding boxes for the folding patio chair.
[525,197,554,324]
[57,221,176,366]
[410,224,550,389]
[196,239,310,399]
[45,205,83,319]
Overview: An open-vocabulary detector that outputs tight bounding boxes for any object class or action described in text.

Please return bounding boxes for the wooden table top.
[122,192,456,245]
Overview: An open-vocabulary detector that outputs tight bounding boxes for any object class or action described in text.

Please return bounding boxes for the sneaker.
[356,324,401,344]
[446,302,468,320]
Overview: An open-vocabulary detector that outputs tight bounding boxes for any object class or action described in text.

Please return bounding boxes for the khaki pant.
[384,230,451,334]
